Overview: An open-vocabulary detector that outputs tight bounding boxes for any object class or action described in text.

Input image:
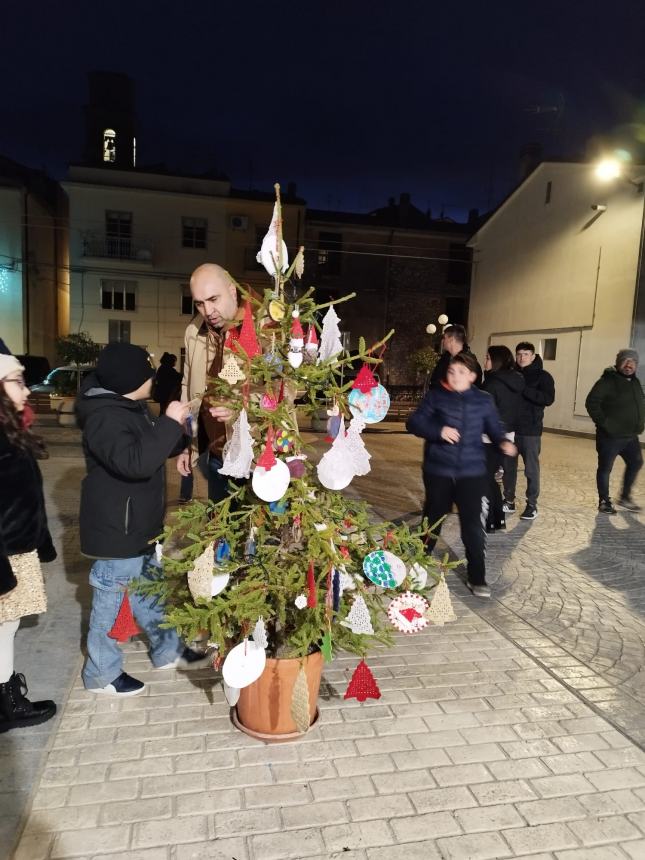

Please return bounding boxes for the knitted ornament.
[290,310,304,344]
[237,302,261,358]
[286,456,307,478]
[427,572,457,626]
[388,591,429,634]
[352,363,378,393]
[305,324,319,353]
[290,664,311,733]
[108,591,141,642]
[218,353,246,384]
[332,568,341,612]
[294,593,307,609]
[306,560,317,608]
[341,594,374,634]
[344,659,381,702]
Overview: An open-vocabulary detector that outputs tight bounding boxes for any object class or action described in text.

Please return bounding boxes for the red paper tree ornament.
[352,363,378,393]
[306,560,317,607]
[224,327,240,352]
[344,659,381,702]
[305,325,318,347]
[108,590,141,642]
[400,607,422,623]
[256,428,277,470]
[237,302,261,358]
[291,315,304,340]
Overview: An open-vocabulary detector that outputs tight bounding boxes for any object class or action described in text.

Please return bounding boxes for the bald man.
[177,263,243,502]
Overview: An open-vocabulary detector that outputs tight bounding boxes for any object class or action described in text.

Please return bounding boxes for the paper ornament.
[222,639,266,689]
[253,616,269,649]
[318,305,344,362]
[256,428,277,470]
[317,419,354,490]
[108,591,141,642]
[348,383,390,424]
[219,408,254,479]
[427,572,457,626]
[257,202,289,276]
[290,665,311,733]
[237,302,261,358]
[338,568,357,593]
[321,629,333,662]
[210,572,230,596]
[223,682,240,706]
[409,562,428,590]
[260,392,278,412]
[340,594,374,634]
[362,549,406,589]
[295,593,307,609]
[218,353,246,384]
[388,591,430,634]
[344,659,381,702]
[294,246,305,278]
[352,363,378,393]
[344,415,372,477]
[252,459,291,502]
[268,298,285,321]
[286,455,307,478]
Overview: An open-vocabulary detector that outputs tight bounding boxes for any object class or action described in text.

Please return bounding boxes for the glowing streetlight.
[595,158,622,181]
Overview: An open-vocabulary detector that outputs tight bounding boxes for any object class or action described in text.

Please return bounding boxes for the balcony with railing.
[81,235,154,265]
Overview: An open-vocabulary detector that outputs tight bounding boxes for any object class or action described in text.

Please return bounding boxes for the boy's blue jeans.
[82,554,183,690]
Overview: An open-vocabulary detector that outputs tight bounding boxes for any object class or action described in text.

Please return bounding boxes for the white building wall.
[469,163,643,434]
[0,188,25,354]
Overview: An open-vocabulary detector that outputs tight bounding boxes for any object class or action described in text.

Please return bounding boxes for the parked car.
[30,365,95,413]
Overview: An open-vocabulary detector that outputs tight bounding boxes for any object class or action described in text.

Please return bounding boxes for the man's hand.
[441,426,461,444]
[500,441,518,458]
[176,449,192,477]
[166,400,191,425]
[209,406,234,422]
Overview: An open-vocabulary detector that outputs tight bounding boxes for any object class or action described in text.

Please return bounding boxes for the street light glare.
[595,158,622,181]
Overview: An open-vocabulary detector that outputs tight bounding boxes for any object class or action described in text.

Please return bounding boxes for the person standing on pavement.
[585,348,644,514]
[502,342,555,521]
[76,343,211,697]
[407,353,517,598]
[153,352,182,415]
[0,354,57,732]
[430,324,483,388]
[481,345,525,531]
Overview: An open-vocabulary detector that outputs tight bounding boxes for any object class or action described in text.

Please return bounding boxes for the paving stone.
[245,782,312,808]
[578,789,645,817]
[502,822,579,854]
[132,816,209,848]
[530,774,596,798]
[390,810,462,842]
[214,806,281,837]
[454,802,524,833]
[408,785,478,813]
[568,814,642,845]
[431,762,493,787]
[586,768,645,792]
[435,831,512,859]
[516,796,587,824]
[51,824,131,857]
[251,827,325,859]
[471,778,537,805]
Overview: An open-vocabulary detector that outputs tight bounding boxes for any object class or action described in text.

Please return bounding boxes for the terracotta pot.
[235,651,323,741]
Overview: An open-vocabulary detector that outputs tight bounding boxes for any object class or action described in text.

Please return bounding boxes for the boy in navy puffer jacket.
[407,353,517,598]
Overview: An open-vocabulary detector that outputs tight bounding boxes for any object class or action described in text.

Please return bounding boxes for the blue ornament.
[215,540,230,564]
[269,499,289,514]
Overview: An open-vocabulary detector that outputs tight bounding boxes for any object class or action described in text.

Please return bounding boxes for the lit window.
[182,217,207,249]
[103,129,116,163]
[180,284,195,315]
[101,279,137,312]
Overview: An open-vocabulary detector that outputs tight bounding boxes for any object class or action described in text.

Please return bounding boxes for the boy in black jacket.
[77,344,207,696]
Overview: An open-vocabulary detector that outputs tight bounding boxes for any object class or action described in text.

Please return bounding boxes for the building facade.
[468,161,645,434]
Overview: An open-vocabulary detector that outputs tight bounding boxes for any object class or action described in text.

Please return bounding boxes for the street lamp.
[595,158,622,181]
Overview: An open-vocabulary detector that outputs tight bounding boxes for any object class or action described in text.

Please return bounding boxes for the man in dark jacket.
[585,348,644,514]
[502,342,555,521]
[430,324,483,388]
[76,343,208,697]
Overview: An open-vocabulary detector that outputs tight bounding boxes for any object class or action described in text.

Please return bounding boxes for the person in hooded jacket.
[407,353,517,598]
[0,354,57,732]
[76,343,211,697]
[153,352,182,415]
[481,345,525,531]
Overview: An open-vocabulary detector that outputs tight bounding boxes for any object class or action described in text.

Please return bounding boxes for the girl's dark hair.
[487,345,515,373]
[0,386,46,458]
[449,352,479,374]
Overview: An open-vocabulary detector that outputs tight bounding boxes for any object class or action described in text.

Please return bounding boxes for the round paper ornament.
[252,458,290,502]
[211,572,230,596]
[286,456,307,478]
[275,429,295,452]
[409,562,428,590]
[268,298,286,321]
[222,639,266,689]
[223,682,240,706]
[388,591,429,634]
[348,384,390,424]
[362,549,406,589]
[317,455,353,490]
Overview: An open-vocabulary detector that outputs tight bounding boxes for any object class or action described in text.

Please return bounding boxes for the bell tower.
[83,71,136,169]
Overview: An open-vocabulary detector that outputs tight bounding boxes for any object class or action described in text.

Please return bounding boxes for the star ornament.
[388,591,429,634]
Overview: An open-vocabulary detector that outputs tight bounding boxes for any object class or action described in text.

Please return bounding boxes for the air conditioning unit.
[229,215,249,231]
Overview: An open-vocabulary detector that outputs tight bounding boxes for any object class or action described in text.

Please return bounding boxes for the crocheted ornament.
[348,383,390,424]
[362,549,406,589]
[237,302,261,358]
[352,363,378,393]
[108,590,141,642]
[294,246,305,279]
[294,593,307,609]
[306,560,317,608]
[218,353,246,384]
[427,572,457,626]
[275,429,295,453]
[290,664,311,733]
[290,310,304,344]
[305,324,319,354]
[253,616,268,649]
[318,305,343,362]
[187,544,215,601]
[219,408,254,479]
[340,594,374,634]
[344,659,381,702]
[388,591,429,634]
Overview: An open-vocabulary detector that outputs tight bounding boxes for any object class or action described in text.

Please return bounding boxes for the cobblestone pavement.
[5,423,645,859]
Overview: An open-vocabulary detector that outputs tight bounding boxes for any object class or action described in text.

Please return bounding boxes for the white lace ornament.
[341,594,374,634]
[344,415,371,477]
[219,408,254,479]
[253,616,269,649]
[427,572,457,626]
[256,202,289,276]
[187,544,215,601]
[318,305,343,362]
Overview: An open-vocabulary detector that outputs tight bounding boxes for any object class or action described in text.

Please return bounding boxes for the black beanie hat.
[96,343,155,395]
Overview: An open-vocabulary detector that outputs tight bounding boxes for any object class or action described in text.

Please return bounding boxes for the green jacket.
[585,367,645,437]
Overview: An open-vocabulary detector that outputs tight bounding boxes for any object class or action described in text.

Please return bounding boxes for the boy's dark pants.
[423,473,488,586]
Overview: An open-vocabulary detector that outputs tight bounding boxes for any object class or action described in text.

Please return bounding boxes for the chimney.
[399,192,411,224]
[518,142,543,182]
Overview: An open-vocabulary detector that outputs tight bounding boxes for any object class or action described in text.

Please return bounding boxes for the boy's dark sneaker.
[520,505,538,520]
[502,500,516,514]
[467,581,491,599]
[599,498,617,514]
[155,647,214,671]
[618,496,642,512]
[91,672,145,697]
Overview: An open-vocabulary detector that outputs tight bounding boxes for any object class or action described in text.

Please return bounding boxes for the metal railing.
[82,236,154,262]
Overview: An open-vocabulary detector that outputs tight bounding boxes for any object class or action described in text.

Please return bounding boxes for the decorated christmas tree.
[142,184,459,717]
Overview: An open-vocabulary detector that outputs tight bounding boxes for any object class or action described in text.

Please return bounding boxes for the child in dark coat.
[407,353,517,598]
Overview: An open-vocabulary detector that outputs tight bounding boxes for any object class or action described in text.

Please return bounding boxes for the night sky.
[4,0,645,220]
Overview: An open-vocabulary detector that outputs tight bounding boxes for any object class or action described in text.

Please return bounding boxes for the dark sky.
[4,0,645,220]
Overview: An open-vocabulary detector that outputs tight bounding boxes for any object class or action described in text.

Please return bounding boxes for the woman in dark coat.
[481,345,525,531]
[153,353,182,415]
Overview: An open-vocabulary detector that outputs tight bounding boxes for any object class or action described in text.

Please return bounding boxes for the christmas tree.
[142,184,459,670]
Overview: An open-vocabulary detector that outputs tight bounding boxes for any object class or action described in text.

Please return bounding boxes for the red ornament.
[306,324,318,347]
[256,428,277,470]
[277,380,285,403]
[237,302,261,358]
[108,591,141,642]
[352,364,378,393]
[400,607,423,623]
[224,327,240,351]
[339,546,350,559]
[291,316,304,340]
[306,560,317,608]
[344,659,381,702]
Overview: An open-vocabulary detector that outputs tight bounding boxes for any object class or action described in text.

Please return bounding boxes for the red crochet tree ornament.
[306,560,317,607]
[108,590,141,642]
[344,659,381,702]
[237,302,261,358]
[352,364,378,393]
[256,428,277,470]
